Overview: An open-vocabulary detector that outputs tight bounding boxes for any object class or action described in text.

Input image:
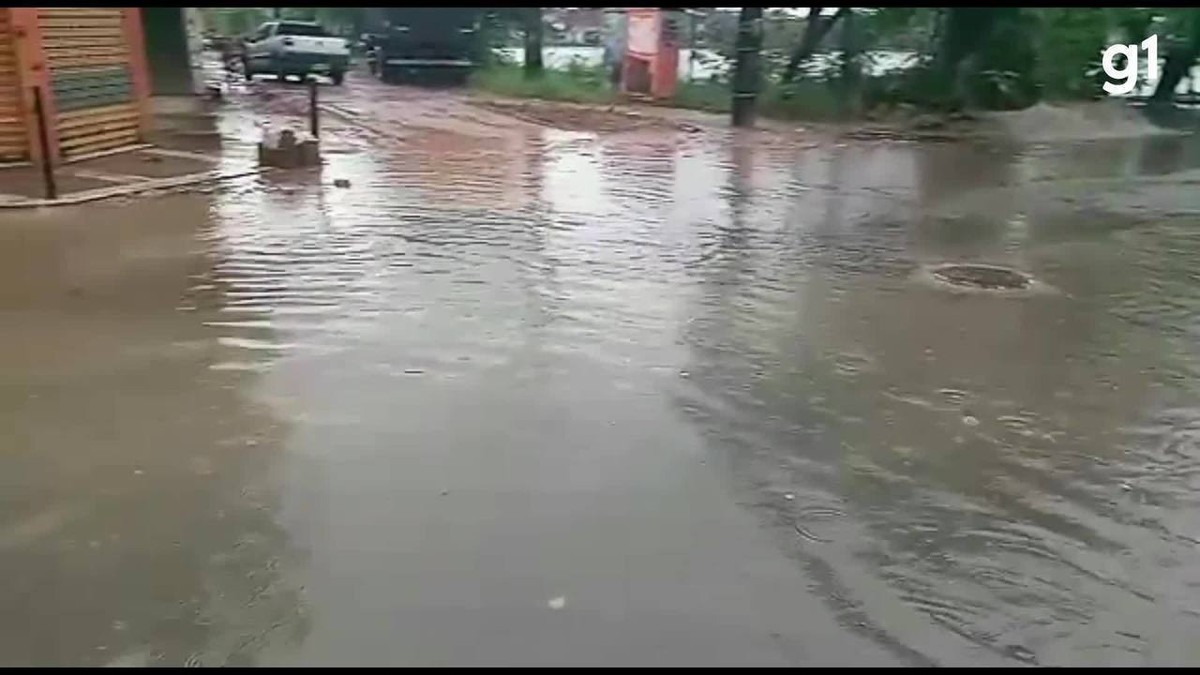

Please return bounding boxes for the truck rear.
[374,9,483,86]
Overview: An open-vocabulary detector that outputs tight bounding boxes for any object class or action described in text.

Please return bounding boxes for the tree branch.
[781,7,848,84]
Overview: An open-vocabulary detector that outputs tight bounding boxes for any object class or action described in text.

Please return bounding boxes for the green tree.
[1031,8,1109,100]
[780,7,849,84]
[312,8,367,37]
[1151,9,1200,104]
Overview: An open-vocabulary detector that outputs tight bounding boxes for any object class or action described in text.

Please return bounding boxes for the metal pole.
[32,86,57,200]
[308,76,319,139]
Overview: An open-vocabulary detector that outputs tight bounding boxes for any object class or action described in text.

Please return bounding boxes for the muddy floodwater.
[4,79,1200,666]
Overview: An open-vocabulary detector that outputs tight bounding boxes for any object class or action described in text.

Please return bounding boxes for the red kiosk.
[621,8,683,100]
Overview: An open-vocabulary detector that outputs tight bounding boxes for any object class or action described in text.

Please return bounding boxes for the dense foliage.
[201,7,1200,112]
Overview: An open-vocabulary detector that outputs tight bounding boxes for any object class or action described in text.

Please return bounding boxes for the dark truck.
[367,8,484,86]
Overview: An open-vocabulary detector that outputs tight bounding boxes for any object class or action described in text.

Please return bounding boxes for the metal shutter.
[0,9,28,163]
[39,8,139,158]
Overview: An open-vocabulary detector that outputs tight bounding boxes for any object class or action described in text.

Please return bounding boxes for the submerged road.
[3,69,1200,666]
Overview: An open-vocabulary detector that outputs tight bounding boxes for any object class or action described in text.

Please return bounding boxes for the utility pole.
[731,7,763,128]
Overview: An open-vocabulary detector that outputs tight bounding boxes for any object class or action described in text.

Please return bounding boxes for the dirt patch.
[472,99,706,134]
[836,101,1188,145]
[841,126,969,143]
[983,101,1181,143]
[838,109,986,143]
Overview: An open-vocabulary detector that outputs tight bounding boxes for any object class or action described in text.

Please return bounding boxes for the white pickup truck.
[242,21,350,85]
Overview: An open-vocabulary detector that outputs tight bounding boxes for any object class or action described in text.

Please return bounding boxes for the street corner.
[0,146,258,209]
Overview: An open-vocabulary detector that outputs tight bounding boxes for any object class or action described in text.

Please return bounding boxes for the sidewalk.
[0,143,260,209]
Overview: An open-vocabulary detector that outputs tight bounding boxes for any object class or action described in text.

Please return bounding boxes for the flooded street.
[4,73,1200,666]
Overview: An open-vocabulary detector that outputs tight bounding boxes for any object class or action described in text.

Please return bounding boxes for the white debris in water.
[261,126,282,149]
[547,596,566,610]
[133,469,144,476]
[962,415,980,427]
[784,493,795,501]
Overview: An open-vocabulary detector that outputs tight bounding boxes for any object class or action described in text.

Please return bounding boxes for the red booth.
[621,8,682,100]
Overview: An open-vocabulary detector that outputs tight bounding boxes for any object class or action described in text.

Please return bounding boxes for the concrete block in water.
[258,128,320,169]
[297,138,320,167]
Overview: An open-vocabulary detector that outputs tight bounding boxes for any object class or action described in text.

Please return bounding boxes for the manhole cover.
[929,263,1032,290]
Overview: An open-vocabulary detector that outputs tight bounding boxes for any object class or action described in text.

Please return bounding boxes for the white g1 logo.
[1102,34,1159,96]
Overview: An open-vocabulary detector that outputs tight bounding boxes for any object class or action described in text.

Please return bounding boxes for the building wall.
[141,7,194,96]
[0,8,152,162]
[184,7,206,90]
[0,9,27,162]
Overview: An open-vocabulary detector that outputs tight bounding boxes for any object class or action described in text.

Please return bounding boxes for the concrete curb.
[0,168,263,209]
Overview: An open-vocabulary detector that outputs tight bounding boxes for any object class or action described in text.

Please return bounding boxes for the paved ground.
[0,147,225,203]
[3,65,1200,666]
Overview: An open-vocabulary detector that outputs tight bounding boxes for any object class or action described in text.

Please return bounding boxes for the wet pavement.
[4,70,1200,666]
[0,148,226,206]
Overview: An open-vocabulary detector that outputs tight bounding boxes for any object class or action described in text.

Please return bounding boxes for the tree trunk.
[934,8,1010,108]
[1151,11,1200,105]
[731,7,764,127]
[835,9,862,116]
[523,7,544,78]
[781,7,848,84]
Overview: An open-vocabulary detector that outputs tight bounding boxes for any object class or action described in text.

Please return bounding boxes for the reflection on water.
[0,197,306,666]
[5,95,1200,665]
[673,135,1200,665]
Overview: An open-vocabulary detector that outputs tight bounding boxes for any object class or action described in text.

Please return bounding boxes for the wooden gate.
[39,8,140,159]
[0,9,28,163]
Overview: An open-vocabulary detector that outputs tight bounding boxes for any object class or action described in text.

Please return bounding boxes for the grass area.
[469,64,849,122]
[468,64,617,105]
